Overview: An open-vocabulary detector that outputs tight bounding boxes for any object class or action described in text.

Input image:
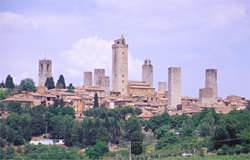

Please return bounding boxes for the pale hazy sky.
[0,0,249,98]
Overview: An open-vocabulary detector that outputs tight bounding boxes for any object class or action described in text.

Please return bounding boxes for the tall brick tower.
[38,59,52,86]
[205,69,217,98]
[168,67,181,110]
[112,35,128,96]
[142,59,153,86]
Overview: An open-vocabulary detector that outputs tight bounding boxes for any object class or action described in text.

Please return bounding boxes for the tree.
[67,83,75,92]
[125,117,141,141]
[0,81,5,88]
[30,105,48,136]
[56,75,66,89]
[19,78,36,92]
[45,77,55,90]
[86,140,108,160]
[0,89,6,100]
[5,75,15,89]
[131,131,143,155]
[49,115,73,139]
[93,93,99,108]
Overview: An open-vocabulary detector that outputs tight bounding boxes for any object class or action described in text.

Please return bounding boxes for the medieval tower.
[205,69,218,98]
[199,69,218,104]
[142,59,153,86]
[94,69,105,87]
[168,67,181,110]
[112,35,128,96]
[84,71,93,86]
[38,59,52,86]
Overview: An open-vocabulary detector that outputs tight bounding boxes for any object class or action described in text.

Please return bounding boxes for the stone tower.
[205,69,217,98]
[84,71,93,86]
[168,67,181,110]
[103,76,110,94]
[38,59,52,86]
[112,35,128,96]
[199,88,214,104]
[158,81,167,93]
[142,59,153,86]
[94,69,105,87]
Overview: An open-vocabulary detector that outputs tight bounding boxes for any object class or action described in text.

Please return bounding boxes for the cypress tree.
[93,93,99,108]
[45,77,55,90]
[5,75,15,89]
[56,75,66,89]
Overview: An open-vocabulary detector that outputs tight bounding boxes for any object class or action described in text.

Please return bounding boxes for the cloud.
[62,36,142,84]
[0,12,38,30]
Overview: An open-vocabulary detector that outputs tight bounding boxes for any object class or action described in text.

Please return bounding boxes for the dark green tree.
[0,81,5,88]
[19,78,36,92]
[30,105,48,136]
[45,77,55,90]
[93,93,99,108]
[5,75,15,89]
[67,83,75,92]
[131,131,143,155]
[56,75,66,89]
[125,117,141,141]
[86,140,108,160]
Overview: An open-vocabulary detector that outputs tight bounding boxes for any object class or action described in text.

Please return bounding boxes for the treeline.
[0,103,143,159]
[0,144,83,160]
[144,108,250,156]
[0,102,75,146]
[0,74,75,95]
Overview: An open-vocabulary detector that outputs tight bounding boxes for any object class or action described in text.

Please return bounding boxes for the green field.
[159,154,250,160]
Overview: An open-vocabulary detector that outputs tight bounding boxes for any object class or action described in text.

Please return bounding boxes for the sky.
[0,0,249,98]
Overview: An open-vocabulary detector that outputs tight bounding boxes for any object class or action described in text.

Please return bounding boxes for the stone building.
[127,81,155,97]
[158,82,167,94]
[168,67,181,111]
[94,69,105,87]
[84,72,93,86]
[142,59,153,86]
[199,88,214,105]
[38,59,52,86]
[112,35,128,96]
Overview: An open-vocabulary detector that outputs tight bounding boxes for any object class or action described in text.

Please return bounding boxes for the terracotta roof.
[138,110,153,119]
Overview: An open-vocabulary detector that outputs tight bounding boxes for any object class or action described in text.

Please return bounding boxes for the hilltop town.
[0,35,248,119]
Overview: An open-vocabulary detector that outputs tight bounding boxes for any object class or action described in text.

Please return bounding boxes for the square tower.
[168,67,181,110]
[142,59,153,87]
[38,59,52,86]
[94,69,105,87]
[84,71,93,86]
[112,35,128,96]
[205,69,217,98]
